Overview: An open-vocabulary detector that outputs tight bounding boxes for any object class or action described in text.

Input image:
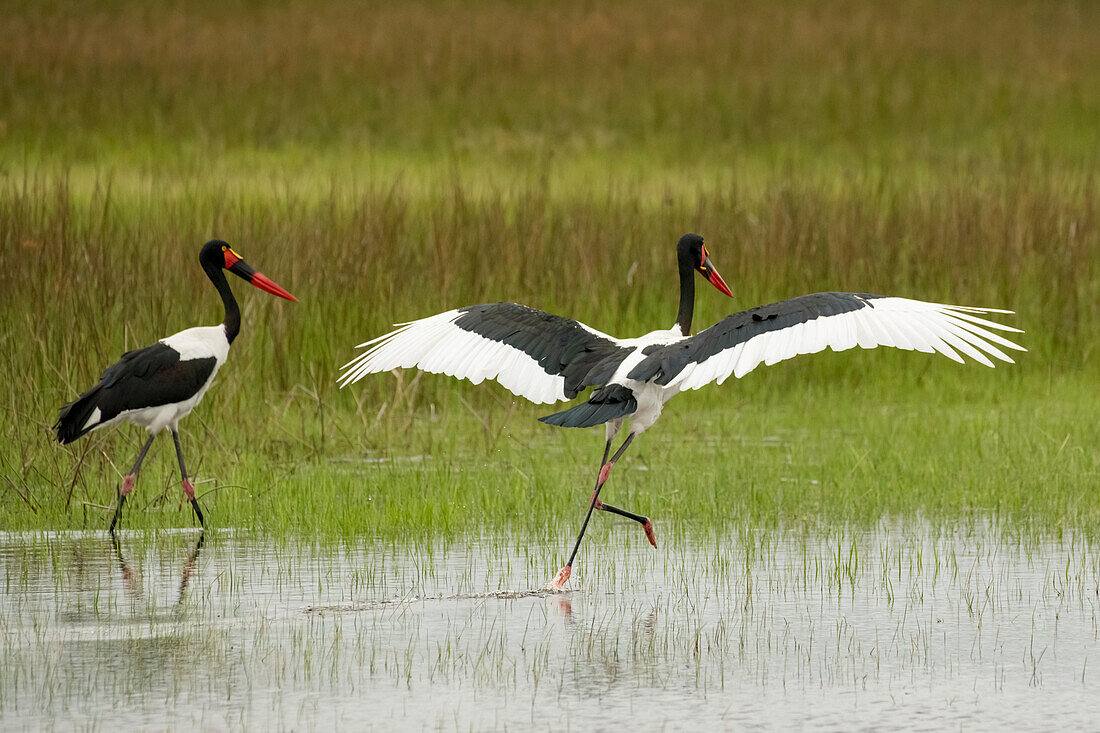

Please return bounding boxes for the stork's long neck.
[203,262,240,344]
[674,254,695,337]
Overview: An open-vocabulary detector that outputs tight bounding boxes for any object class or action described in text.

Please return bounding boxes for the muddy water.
[2,523,1099,730]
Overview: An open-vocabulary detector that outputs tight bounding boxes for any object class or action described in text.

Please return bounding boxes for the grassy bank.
[1,178,1095,533]
[0,1,1096,533]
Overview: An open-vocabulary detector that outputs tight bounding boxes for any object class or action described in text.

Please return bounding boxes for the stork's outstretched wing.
[339,303,633,404]
[629,293,1025,390]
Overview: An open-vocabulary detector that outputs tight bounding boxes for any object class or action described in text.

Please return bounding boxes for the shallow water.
[2,522,1099,730]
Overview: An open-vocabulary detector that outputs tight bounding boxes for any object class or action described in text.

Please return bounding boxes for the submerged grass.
[3,524,1100,727]
[0,0,1097,534]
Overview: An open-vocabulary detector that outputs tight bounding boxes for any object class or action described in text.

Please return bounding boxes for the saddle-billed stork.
[55,240,296,531]
[339,233,1024,588]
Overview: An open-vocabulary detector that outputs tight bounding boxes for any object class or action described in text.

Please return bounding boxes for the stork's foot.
[109,474,137,533]
[108,493,127,534]
[189,498,205,528]
[546,565,571,590]
[597,500,656,548]
[182,479,205,528]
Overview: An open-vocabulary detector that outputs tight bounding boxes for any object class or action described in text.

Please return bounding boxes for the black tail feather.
[539,384,637,429]
[55,387,102,444]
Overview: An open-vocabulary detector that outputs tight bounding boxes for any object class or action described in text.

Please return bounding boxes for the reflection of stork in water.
[553,594,573,625]
[110,532,205,608]
[111,533,141,597]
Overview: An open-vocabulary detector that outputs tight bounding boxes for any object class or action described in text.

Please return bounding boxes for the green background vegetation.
[0,0,1096,534]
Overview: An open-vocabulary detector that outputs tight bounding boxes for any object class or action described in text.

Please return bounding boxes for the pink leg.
[551,434,637,589]
[549,463,611,588]
[110,434,155,532]
[172,430,205,528]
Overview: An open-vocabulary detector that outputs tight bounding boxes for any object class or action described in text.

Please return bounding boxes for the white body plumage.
[81,325,230,436]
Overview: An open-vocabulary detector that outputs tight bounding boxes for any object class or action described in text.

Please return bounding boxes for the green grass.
[204,369,1100,535]
[0,0,1097,534]
[5,1,1100,184]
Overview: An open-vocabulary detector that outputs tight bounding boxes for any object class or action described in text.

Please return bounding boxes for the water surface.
[2,522,1098,729]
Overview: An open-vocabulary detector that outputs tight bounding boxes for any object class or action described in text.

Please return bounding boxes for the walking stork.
[339,233,1024,588]
[55,240,297,531]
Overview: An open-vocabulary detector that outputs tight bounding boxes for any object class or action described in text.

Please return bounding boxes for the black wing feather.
[55,342,217,444]
[454,303,630,398]
[629,292,884,384]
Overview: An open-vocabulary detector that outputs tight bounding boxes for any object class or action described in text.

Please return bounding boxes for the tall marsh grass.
[0,0,1096,529]
[3,1,1099,172]
[1,175,1095,530]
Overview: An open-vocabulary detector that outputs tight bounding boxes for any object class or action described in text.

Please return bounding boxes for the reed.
[0,0,1096,530]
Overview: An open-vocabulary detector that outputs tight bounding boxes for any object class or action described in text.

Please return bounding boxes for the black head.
[200,239,235,269]
[198,239,297,301]
[677,233,706,267]
[677,233,732,297]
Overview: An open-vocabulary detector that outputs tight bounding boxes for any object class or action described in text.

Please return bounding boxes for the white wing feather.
[340,309,610,405]
[672,297,1024,391]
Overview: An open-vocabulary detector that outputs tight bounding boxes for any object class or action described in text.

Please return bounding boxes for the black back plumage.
[454,303,630,398]
[54,342,217,444]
